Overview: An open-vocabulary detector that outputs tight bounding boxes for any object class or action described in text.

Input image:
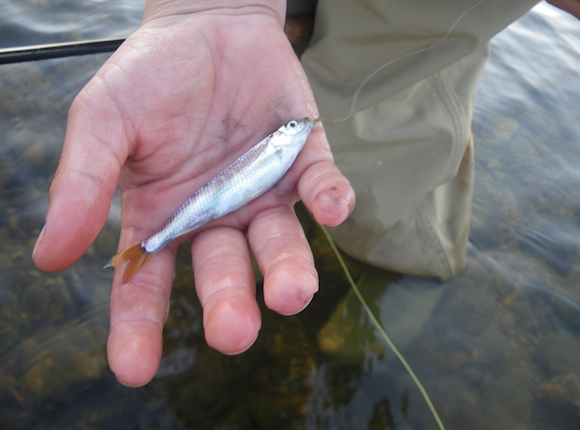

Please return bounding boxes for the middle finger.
[191,226,261,354]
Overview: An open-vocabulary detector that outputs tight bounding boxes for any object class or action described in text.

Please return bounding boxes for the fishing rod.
[0,38,125,65]
[0,15,314,65]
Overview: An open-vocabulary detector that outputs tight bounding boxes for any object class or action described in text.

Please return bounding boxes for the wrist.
[143,0,287,26]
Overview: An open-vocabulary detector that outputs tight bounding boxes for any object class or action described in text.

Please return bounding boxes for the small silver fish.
[106,117,318,283]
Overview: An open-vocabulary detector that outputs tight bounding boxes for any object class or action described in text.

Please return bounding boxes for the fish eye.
[288,120,298,128]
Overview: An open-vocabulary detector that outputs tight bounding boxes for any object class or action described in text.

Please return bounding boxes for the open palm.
[32,8,354,386]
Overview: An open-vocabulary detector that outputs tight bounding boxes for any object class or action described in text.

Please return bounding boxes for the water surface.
[1,1,580,429]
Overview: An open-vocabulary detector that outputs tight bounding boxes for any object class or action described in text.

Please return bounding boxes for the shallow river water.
[1,1,580,429]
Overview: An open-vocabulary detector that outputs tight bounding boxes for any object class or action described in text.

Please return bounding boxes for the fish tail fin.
[104,243,155,283]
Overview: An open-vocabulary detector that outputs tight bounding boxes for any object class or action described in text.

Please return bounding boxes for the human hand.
[32,0,355,386]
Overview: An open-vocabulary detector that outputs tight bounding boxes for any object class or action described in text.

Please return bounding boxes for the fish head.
[273,118,316,147]
[282,117,314,134]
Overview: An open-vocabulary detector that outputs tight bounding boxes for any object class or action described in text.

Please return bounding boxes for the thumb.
[33,87,127,271]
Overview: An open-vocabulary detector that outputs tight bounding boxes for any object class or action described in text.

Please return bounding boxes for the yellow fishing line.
[319,224,446,430]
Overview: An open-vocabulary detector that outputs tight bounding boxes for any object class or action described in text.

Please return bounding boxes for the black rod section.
[0,38,126,65]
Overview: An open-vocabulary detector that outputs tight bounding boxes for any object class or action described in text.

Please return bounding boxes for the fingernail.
[32,224,46,259]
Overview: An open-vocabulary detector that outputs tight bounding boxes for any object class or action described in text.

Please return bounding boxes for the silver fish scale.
[141,118,315,254]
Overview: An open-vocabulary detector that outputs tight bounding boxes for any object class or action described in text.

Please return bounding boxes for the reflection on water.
[0,0,142,49]
[1,1,580,429]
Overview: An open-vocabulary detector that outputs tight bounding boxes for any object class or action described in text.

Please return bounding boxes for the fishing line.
[311,6,492,426]
[312,5,490,427]
[319,224,447,430]
[320,0,488,124]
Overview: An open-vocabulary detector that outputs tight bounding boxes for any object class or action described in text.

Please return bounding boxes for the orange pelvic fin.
[104,242,155,283]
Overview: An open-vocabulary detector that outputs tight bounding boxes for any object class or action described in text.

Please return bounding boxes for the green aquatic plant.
[318,224,446,430]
